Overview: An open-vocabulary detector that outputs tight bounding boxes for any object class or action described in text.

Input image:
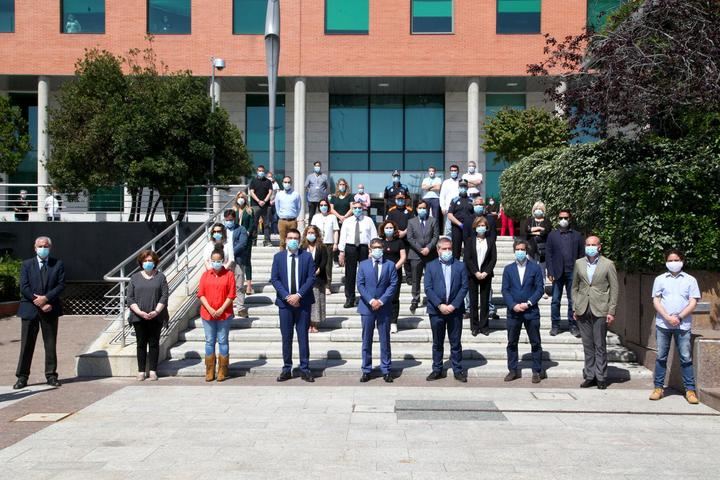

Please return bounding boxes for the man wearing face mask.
[463,197,497,240]
[270,229,316,383]
[353,184,371,210]
[338,202,378,308]
[424,237,469,382]
[249,165,274,247]
[406,200,440,313]
[304,161,329,219]
[385,191,414,283]
[356,238,399,383]
[545,209,586,337]
[440,165,460,236]
[274,176,302,251]
[13,236,65,390]
[571,236,618,389]
[501,240,546,383]
[462,161,483,198]
[14,189,32,221]
[383,170,409,212]
[447,179,474,260]
[421,166,442,221]
[223,210,250,318]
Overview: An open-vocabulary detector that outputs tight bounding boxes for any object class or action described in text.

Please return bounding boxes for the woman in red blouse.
[198,247,236,382]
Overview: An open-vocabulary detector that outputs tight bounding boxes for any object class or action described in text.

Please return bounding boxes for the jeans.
[202,318,232,357]
[654,327,696,391]
[551,272,576,328]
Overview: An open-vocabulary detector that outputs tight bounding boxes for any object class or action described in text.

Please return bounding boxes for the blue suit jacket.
[357,258,398,316]
[270,249,316,310]
[424,259,468,316]
[501,261,544,320]
[19,256,65,320]
[545,228,585,278]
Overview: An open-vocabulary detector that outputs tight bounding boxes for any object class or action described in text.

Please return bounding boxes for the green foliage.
[0,255,22,302]
[601,0,643,33]
[0,95,31,175]
[481,107,571,164]
[500,139,720,271]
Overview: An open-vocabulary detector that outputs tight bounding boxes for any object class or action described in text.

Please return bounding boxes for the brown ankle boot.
[205,354,216,382]
[217,355,229,382]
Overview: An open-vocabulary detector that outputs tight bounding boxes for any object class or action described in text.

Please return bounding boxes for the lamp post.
[265,0,280,173]
[209,57,225,215]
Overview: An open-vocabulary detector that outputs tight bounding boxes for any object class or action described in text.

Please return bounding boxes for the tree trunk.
[128,187,138,222]
[144,189,155,222]
[175,190,188,223]
[149,194,162,222]
[133,188,143,222]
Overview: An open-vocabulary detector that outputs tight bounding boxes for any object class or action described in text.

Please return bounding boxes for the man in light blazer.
[501,240,546,383]
[572,235,619,390]
[406,200,439,313]
[14,236,65,389]
[270,228,316,382]
[424,237,469,382]
[357,238,399,383]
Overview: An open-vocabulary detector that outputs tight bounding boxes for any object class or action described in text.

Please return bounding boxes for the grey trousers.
[233,263,246,312]
[310,285,326,326]
[577,310,608,381]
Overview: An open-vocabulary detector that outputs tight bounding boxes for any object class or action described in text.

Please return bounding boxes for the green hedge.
[500,139,720,271]
[0,255,22,302]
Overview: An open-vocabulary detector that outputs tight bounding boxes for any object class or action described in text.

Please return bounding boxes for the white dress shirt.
[516,260,527,286]
[286,251,301,294]
[338,215,378,251]
[476,237,488,270]
[439,178,459,212]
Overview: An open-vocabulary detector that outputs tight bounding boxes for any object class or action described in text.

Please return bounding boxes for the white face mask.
[666,261,683,273]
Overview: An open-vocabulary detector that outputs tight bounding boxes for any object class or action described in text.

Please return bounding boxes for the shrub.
[0,255,22,302]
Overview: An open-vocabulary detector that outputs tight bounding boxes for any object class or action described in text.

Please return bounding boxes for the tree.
[0,95,31,175]
[528,0,720,139]
[481,107,571,164]
[47,41,250,222]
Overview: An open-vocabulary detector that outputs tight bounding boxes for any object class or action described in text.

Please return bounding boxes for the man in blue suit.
[14,236,65,390]
[424,237,469,382]
[270,228,316,382]
[357,238,399,383]
[501,240,546,383]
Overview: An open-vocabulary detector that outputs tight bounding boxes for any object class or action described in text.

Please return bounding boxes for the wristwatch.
[526,301,533,308]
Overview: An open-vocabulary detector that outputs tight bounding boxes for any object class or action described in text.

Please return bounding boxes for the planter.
[0,300,19,317]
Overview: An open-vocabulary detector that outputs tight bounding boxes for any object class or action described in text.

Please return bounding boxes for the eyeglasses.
[212,230,223,234]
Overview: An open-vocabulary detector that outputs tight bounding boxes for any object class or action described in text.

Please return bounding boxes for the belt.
[279,217,297,221]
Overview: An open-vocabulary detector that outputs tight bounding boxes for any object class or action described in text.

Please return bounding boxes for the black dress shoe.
[532,373,542,384]
[454,372,467,383]
[504,371,519,382]
[276,371,292,382]
[597,381,607,390]
[570,326,582,338]
[471,328,479,337]
[426,371,443,381]
[301,372,315,383]
[580,378,597,388]
[549,326,559,336]
[479,327,491,336]
[47,378,61,387]
[360,373,371,383]
[343,300,354,308]
[13,379,27,390]
[409,302,418,314]
[383,374,393,383]
[491,313,500,320]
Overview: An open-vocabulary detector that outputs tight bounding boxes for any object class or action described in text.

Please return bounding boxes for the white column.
[555,81,567,116]
[37,76,49,213]
[293,78,306,227]
[467,78,480,169]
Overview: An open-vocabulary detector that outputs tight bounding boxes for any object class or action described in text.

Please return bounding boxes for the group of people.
[13,188,63,222]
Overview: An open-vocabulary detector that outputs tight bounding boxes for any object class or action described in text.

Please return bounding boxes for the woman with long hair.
[303,225,327,333]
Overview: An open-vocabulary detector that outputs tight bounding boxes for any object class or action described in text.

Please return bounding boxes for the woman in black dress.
[379,220,406,334]
[303,224,328,333]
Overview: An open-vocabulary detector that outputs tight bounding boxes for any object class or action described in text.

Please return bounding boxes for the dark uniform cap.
[458,179,469,187]
[392,170,400,176]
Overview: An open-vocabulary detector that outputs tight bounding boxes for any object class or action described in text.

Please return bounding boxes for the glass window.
[370,96,403,151]
[148,0,191,35]
[61,0,105,34]
[325,0,368,34]
[484,93,526,199]
[246,94,286,177]
[412,0,453,34]
[330,95,369,151]
[233,0,266,34]
[405,95,444,151]
[587,0,624,31]
[0,0,14,33]
[497,0,541,34]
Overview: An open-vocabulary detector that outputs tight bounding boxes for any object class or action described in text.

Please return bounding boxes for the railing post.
[119,266,126,348]
[175,222,180,273]
[184,243,190,295]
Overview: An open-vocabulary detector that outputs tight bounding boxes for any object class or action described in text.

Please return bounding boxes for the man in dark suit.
[501,240,546,383]
[357,238,399,383]
[424,237,469,382]
[406,200,439,313]
[270,228,316,382]
[464,217,497,336]
[14,236,65,389]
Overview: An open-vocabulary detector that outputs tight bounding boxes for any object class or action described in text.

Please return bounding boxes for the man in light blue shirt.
[649,249,701,404]
[274,176,302,250]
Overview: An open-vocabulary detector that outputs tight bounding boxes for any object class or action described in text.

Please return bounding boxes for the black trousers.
[16,314,59,381]
[391,269,403,324]
[402,240,412,280]
[410,258,430,304]
[252,204,271,243]
[308,201,320,220]
[469,276,492,332]
[133,320,163,372]
[451,224,464,260]
[344,244,368,302]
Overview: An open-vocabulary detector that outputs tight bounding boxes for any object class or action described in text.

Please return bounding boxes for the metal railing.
[102,195,239,347]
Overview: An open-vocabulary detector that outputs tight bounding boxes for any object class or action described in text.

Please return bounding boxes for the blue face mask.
[393,176,400,183]
[473,205,485,215]
[212,233,223,242]
[314,166,320,173]
[283,183,292,191]
[417,208,427,218]
[211,261,223,271]
[353,208,363,217]
[287,239,300,251]
[476,226,487,236]
[320,205,329,213]
[384,228,395,237]
[440,251,453,263]
[395,199,405,207]
[257,171,265,178]
[358,188,364,194]
[36,247,50,259]
[306,234,316,243]
[585,246,599,257]
[534,209,544,218]
[224,221,235,229]
[450,171,458,179]
[459,188,468,196]
[515,250,527,262]
[142,261,155,272]
[371,248,383,260]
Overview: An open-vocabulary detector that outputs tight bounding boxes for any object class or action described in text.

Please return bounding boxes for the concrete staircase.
[158,236,652,380]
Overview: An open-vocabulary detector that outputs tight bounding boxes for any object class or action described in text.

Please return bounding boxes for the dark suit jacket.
[356,258,398,316]
[545,228,585,278]
[310,244,328,286]
[19,256,65,320]
[406,216,439,261]
[424,259,468,316]
[463,235,497,279]
[501,261,544,320]
[271,250,316,309]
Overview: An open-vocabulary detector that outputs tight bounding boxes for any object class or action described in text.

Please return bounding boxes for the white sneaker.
[391,324,398,334]
[136,373,145,381]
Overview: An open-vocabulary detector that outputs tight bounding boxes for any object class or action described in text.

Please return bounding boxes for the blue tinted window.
[62,0,105,33]
[233,0,266,34]
[0,0,14,32]
[497,0,541,34]
[370,96,403,151]
[412,0,453,34]
[246,94,286,177]
[405,95,444,151]
[148,0,191,34]
[330,95,369,151]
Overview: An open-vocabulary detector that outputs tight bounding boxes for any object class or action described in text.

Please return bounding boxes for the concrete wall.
[445,91,468,177]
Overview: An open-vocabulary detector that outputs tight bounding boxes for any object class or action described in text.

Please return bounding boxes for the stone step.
[243,293,567,306]
[157,357,652,379]
[237,304,565,317]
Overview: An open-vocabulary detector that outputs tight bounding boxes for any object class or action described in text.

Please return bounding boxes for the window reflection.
[148,0,191,34]
[61,0,105,34]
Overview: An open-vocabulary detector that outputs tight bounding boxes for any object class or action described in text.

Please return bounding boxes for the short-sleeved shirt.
[198,268,236,320]
[449,196,474,226]
[386,206,413,231]
[383,183,409,208]
[652,271,701,331]
[382,238,404,265]
[421,176,442,200]
[249,177,273,206]
[310,213,339,245]
[462,172,483,196]
[330,194,352,217]
[305,173,329,202]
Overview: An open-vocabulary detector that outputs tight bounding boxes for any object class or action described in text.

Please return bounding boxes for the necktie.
[290,254,297,294]
[421,220,425,234]
[374,261,380,282]
[354,219,361,246]
[40,260,48,292]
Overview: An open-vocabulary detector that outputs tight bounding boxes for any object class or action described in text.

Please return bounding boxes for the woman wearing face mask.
[463,217,497,336]
[127,250,170,381]
[524,201,551,274]
[330,178,353,224]
[303,225,328,333]
[354,184,371,210]
[234,191,256,295]
[379,220,406,333]
[204,223,234,271]
[310,199,339,294]
[198,247,236,382]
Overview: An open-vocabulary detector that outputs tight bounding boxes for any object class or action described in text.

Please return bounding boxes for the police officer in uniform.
[385,191,414,283]
[383,170,410,212]
[446,179,474,260]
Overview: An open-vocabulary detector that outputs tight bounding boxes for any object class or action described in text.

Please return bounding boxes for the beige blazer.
[571,256,619,317]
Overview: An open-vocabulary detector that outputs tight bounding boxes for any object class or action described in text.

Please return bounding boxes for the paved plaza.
[1,383,719,479]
